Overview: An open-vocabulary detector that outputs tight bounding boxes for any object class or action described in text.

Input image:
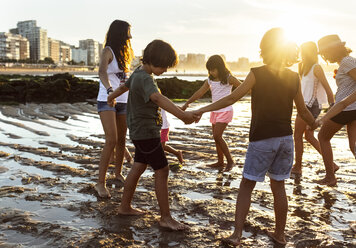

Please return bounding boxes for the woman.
[317,34,356,186]
[95,20,133,198]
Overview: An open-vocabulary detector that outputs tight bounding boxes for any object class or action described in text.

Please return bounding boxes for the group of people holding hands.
[94,19,356,245]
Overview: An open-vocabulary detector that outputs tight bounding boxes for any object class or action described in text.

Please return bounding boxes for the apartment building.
[79,39,101,65]
[71,47,88,65]
[48,38,60,63]
[0,32,30,60]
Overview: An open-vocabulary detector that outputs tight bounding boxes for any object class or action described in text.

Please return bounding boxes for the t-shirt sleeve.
[342,57,356,73]
[142,76,159,103]
[125,76,131,88]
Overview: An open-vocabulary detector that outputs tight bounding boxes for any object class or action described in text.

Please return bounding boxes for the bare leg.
[223,177,256,245]
[269,179,288,245]
[114,114,128,182]
[118,162,147,215]
[95,111,117,198]
[347,121,356,156]
[162,142,184,164]
[292,115,306,174]
[213,122,235,171]
[124,147,133,164]
[155,166,189,230]
[317,119,343,186]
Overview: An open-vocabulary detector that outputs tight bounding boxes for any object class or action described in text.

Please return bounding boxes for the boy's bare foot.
[207,162,224,168]
[224,162,235,172]
[159,217,190,231]
[177,151,184,164]
[94,183,111,198]
[291,164,302,175]
[316,177,337,186]
[117,206,146,216]
[221,234,241,246]
[267,231,287,245]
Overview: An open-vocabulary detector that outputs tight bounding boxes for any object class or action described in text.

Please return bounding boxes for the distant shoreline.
[0,68,98,75]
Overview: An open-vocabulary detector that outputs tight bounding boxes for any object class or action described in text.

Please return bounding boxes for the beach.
[0,99,355,247]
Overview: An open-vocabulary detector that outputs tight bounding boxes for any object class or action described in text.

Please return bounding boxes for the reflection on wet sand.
[0,100,355,247]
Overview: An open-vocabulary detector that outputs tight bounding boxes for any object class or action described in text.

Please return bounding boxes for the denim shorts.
[243,135,294,182]
[97,101,127,115]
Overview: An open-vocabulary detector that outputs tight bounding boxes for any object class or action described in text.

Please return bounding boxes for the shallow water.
[0,99,355,247]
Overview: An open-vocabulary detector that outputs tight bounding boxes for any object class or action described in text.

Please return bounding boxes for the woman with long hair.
[95,20,133,198]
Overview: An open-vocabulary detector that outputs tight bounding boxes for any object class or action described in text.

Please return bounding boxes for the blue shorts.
[97,101,127,115]
[243,135,294,182]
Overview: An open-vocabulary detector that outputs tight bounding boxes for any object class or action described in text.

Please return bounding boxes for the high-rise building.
[48,38,60,63]
[71,47,88,65]
[11,20,48,61]
[0,32,30,60]
[60,45,71,63]
[79,39,101,65]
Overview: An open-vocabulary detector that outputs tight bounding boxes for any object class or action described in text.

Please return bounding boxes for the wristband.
[107,87,113,94]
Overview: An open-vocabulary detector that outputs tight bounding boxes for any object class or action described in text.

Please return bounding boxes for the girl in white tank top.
[182,55,241,171]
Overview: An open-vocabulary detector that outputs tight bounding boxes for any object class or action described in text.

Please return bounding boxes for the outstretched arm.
[229,75,242,88]
[314,64,334,105]
[198,71,255,114]
[181,80,210,110]
[150,92,198,124]
[107,84,129,107]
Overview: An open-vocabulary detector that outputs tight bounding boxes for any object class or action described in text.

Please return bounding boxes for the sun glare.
[275,13,319,46]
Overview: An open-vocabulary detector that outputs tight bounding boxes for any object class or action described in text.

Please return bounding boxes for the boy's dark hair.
[104,20,133,72]
[142,40,178,68]
[206,55,231,85]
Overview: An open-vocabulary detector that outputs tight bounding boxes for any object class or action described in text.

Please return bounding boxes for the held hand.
[180,103,189,111]
[107,93,116,107]
[192,110,203,123]
[182,111,198,124]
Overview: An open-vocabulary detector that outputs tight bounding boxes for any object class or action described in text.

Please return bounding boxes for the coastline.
[0,67,98,75]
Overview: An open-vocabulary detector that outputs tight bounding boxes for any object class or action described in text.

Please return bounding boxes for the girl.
[194,28,315,246]
[95,20,133,198]
[316,34,356,186]
[291,41,335,175]
[182,55,241,171]
[161,109,184,164]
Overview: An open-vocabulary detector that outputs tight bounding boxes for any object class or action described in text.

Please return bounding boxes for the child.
[316,34,356,186]
[95,20,133,198]
[291,41,335,175]
[182,55,241,171]
[194,28,315,246]
[161,108,184,164]
[107,39,197,230]
[315,91,356,158]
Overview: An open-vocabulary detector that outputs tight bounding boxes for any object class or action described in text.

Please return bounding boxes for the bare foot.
[207,162,224,168]
[177,151,184,164]
[117,205,146,216]
[291,164,302,175]
[333,163,339,173]
[316,177,337,186]
[224,162,235,172]
[94,183,111,198]
[159,217,190,231]
[267,231,286,245]
[221,234,241,246]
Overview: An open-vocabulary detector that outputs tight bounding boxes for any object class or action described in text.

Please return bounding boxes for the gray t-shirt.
[335,56,356,111]
[125,67,162,140]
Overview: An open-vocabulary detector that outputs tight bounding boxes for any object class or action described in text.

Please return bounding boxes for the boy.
[107,39,196,230]
[195,28,316,245]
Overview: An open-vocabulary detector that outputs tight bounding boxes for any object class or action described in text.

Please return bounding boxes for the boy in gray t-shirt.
[108,40,197,231]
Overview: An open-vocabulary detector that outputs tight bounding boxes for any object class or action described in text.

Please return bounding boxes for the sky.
[1,0,356,62]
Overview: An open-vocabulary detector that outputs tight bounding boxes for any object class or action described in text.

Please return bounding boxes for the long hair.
[104,20,133,72]
[260,28,299,67]
[206,55,230,85]
[299,41,318,76]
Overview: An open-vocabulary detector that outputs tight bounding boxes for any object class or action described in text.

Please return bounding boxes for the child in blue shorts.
[107,39,197,231]
[195,28,316,245]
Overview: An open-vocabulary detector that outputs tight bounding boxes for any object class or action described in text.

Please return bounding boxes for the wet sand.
[0,100,355,247]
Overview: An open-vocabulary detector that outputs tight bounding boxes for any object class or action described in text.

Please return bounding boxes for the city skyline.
[1,0,356,62]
